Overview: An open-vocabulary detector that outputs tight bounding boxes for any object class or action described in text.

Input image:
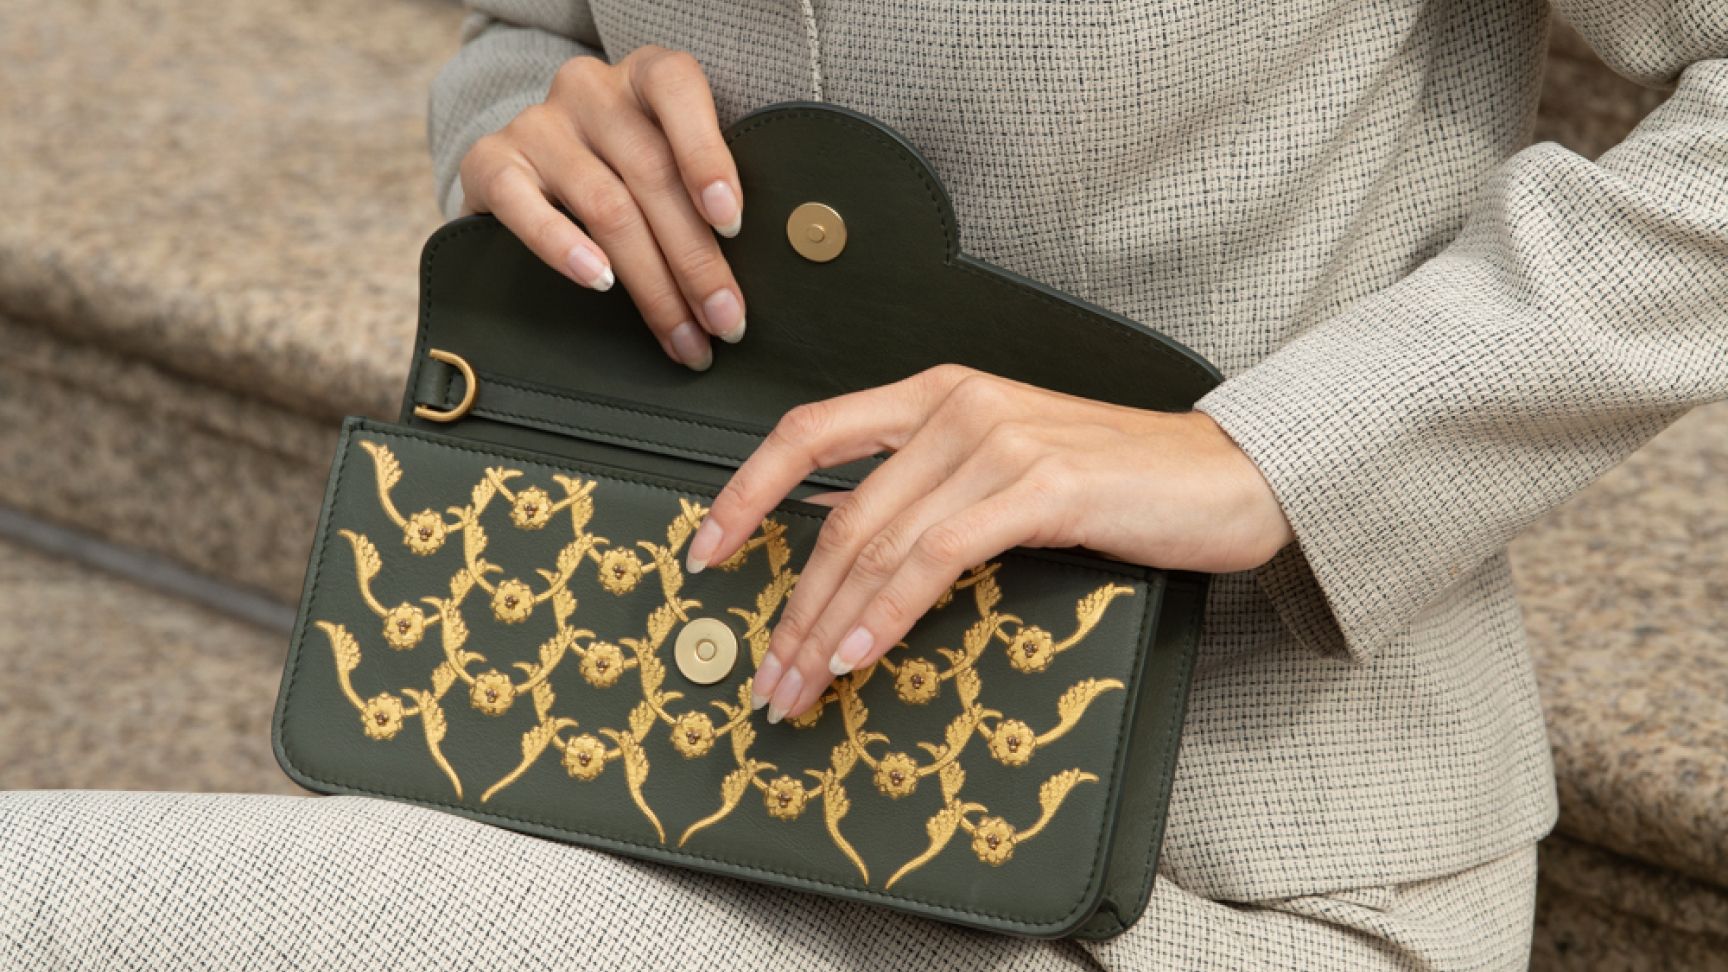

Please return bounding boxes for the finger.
[753,407,991,707]
[625,48,742,238]
[795,490,852,507]
[524,124,715,370]
[687,364,976,578]
[581,73,746,343]
[466,155,616,294]
[776,446,1033,721]
[781,481,1053,721]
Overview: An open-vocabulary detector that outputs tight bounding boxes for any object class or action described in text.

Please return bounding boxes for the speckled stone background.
[0,4,1721,968]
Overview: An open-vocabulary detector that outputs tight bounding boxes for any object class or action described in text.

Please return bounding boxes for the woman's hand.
[684,364,1296,722]
[457,46,744,370]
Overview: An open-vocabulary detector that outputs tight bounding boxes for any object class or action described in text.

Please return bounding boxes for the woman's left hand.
[682,364,1295,722]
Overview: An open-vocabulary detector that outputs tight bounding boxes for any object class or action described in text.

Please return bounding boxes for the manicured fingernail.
[686,515,722,573]
[670,321,711,371]
[702,180,741,238]
[702,288,746,343]
[829,625,873,676]
[766,667,802,724]
[567,244,613,291]
[750,653,781,709]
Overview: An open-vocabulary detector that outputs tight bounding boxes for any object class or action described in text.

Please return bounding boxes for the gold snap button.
[674,617,738,685]
[787,202,846,263]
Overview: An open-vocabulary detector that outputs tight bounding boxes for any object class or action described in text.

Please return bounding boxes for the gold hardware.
[413,348,477,423]
[674,616,739,685]
[786,202,847,263]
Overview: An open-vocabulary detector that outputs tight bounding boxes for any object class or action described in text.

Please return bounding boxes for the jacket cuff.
[1190,278,1486,663]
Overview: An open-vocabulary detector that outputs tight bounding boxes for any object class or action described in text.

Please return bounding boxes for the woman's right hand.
[456,46,745,370]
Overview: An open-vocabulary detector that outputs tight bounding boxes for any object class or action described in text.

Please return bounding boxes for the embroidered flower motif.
[988,719,1036,766]
[403,510,447,555]
[596,547,644,595]
[873,752,920,798]
[580,641,625,687]
[1006,625,1055,673]
[786,704,822,729]
[970,816,1017,865]
[763,775,808,820]
[491,579,534,623]
[670,711,717,758]
[469,669,515,716]
[893,658,940,704]
[360,692,406,741]
[510,486,554,530]
[381,602,426,650]
[563,733,608,780]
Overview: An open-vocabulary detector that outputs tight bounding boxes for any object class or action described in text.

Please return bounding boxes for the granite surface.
[0,0,464,422]
[0,537,300,795]
[0,319,332,599]
[1532,835,1728,971]
[1511,403,1728,890]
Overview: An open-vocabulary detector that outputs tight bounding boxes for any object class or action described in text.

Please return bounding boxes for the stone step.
[0,532,298,795]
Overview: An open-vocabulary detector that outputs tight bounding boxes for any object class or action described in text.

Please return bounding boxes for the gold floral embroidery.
[490,579,534,623]
[319,437,1137,890]
[670,711,717,758]
[1006,626,1055,672]
[596,547,645,595]
[892,657,940,704]
[562,733,609,780]
[403,510,449,555]
[381,602,426,650]
[361,692,406,740]
[578,640,628,687]
[969,816,1017,865]
[763,775,809,820]
[872,752,921,799]
[987,718,1035,766]
[469,669,515,716]
[510,485,554,529]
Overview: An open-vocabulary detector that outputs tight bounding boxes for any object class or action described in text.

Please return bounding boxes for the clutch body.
[273,102,1220,939]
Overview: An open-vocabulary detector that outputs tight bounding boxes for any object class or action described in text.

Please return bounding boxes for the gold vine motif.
[319,437,1136,887]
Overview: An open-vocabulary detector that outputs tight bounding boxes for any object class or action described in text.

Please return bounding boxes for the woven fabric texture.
[0,790,1539,970]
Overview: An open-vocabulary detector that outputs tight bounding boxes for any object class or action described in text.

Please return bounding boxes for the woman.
[4,1,1722,968]
[414,1,1728,967]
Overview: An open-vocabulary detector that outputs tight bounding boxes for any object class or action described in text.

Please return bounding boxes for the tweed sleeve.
[1194,3,1728,662]
[428,0,606,220]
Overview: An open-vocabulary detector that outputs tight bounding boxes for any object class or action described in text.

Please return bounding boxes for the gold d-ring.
[413,348,477,423]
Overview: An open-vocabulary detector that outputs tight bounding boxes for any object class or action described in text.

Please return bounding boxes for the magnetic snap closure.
[787,202,846,263]
[674,616,739,685]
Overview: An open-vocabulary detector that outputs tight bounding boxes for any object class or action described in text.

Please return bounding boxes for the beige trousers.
[0,790,1536,970]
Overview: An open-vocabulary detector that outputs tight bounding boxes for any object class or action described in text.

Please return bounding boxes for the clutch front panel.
[274,419,1164,935]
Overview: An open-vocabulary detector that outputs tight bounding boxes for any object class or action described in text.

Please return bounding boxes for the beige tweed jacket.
[427,0,1728,909]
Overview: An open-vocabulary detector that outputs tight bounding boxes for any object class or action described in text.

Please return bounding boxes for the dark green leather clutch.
[272,102,1221,939]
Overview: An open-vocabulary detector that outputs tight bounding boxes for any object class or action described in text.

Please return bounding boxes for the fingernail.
[829,625,873,676]
[567,244,613,291]
[702,288,746,343]
[750,653,782,709]
[670,322,711,371]
[702,180,741,238]
[686,515,722,573]
[766,667,802,724]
